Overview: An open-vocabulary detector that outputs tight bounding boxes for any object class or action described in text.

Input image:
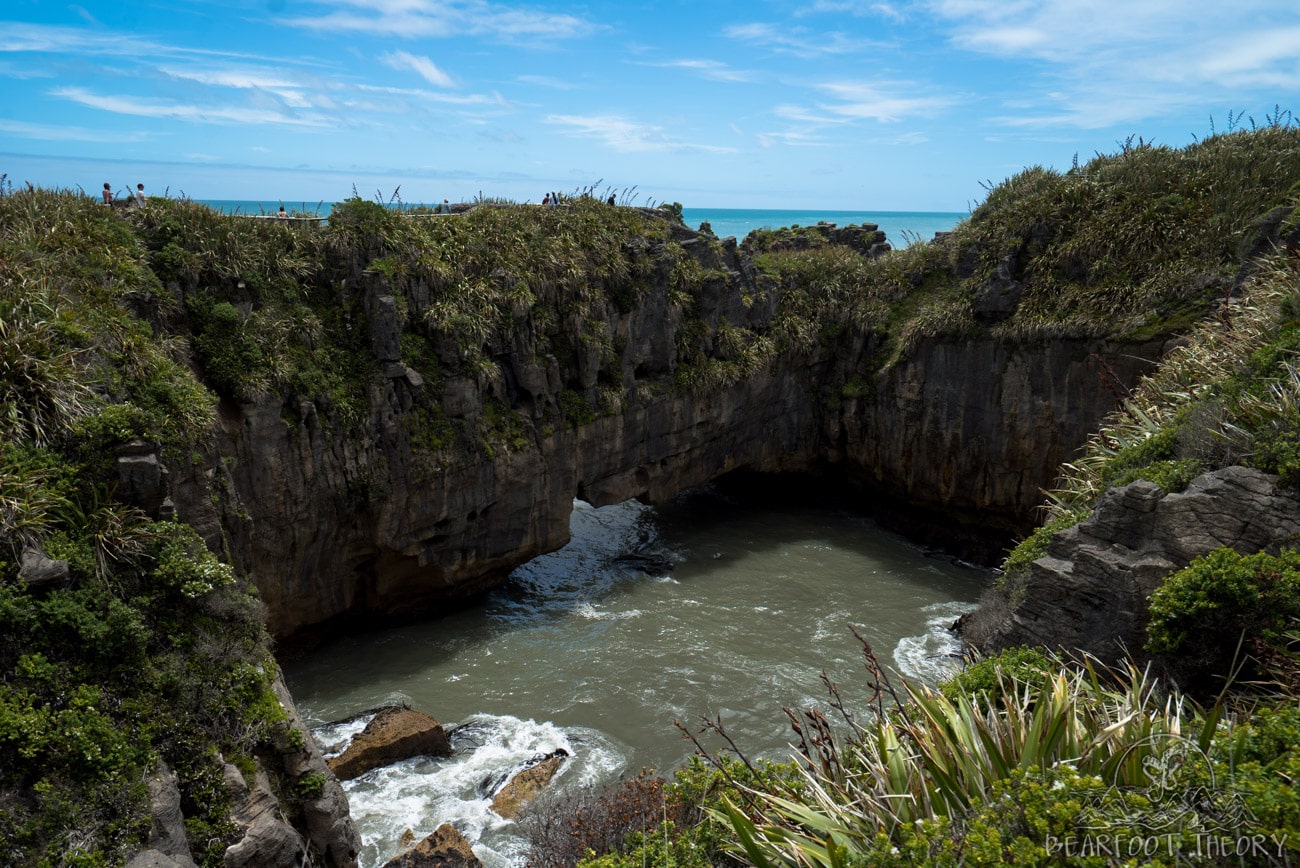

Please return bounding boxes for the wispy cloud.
[757,129,827,148]
[381,50,455,88]
[649,59,757,83]
[0,118,149,142]
[797,1,905,20]
[353,82,507,106]
[725,22,873,56]
[929,0,1300,129]
[51,86,333,128]
[280,0,599,41]
[158,64,321,108]
[546,113,734,153]
[516,74,580,90]
[816,81,955,122]
[868,129,930,145]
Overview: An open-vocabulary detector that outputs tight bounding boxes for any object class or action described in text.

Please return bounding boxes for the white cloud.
[868,130,929,145]
[280,0,598,41]
[159,65,303,91]
[516,74,580,90]
[381,50,456,88]
[650,59,757,83]
[353,82,506,106]
[926,0,1300,131]
[546,114,734,154]
[724,22,869,56]
[1195,25,1300,86]
[158,65,322,108]
[816,81,955,122]
[797,0,905,20]
[51,86,333,128]
[0,118,148,142]
[757,129,827,148]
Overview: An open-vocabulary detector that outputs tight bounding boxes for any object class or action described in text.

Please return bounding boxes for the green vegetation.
[6,119,1300,865]
[507,125,1300,867]
[1147,547,1300,688]
[567,644,1300,868]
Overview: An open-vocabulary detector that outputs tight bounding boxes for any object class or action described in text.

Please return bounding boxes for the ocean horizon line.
[194,199,967,243]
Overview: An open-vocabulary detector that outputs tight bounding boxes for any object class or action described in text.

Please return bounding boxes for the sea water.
[195,200,964,246]
[282,484,988,867]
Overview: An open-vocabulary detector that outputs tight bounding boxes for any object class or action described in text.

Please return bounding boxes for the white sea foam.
[323,712,628,868]
[313,714,373,759]
[575,602,644,621]
[893,600,977,684]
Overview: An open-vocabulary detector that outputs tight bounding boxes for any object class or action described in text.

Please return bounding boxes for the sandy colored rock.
[327,706,451,781]
[489,753,567,819]
[382,824,481,868]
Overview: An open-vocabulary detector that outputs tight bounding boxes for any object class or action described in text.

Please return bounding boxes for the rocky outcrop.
[269,675,362,865]
[124,761,196,868]
[830,336,1164,540]
[125,671,361,868]
[740,221,892,258]
[222,760,311,868]
[382,824,482,868]
[489,750,569,819]
[17,544,69,589]
[971,466,1300,664]
[327,706,452,780]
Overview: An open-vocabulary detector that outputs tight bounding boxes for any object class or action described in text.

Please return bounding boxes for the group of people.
[541,191,618,206]
[101,182,147,206]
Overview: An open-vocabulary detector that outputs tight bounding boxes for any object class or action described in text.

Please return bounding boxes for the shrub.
[522,769,667,868]
[941,646,1054,706]
[1146,546,1300,688]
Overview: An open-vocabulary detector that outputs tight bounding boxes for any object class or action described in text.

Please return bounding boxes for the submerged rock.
[381,824,481,868]
[489,749,569,818]
[327,706,452,781]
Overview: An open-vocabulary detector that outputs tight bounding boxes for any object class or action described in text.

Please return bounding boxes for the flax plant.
[1043,254,1300,519]
[719,651,1223,868]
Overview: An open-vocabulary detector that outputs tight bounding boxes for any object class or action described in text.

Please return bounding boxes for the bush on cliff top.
[1146,546,1300,690]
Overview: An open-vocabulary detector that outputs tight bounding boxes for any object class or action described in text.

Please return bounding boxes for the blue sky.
[2,1,1298,210]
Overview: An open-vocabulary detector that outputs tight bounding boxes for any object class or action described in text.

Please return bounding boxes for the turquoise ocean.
[198,199,966,246]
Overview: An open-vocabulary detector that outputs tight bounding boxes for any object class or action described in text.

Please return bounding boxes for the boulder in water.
[327,706,451,780]
[489,749,569,818]
[381,824,481,868]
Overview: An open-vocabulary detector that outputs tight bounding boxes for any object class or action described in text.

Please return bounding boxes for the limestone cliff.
[969,467,1300,663]
[167,214,1168,639]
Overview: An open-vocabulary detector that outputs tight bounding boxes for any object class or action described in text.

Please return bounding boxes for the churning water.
[282,484,988,866]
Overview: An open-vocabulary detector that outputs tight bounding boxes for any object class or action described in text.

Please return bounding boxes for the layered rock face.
[971,467,1300,664]
[831,336,1164,535]
[169,224,1161,639]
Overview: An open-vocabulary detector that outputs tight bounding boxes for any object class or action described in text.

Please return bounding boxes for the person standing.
[102,182,113,204]
[134,183,147,206]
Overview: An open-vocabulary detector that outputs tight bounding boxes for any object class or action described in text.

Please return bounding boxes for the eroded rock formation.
[382,824,482,868]
[968,466,1300,664]
[162,221,1169,640]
